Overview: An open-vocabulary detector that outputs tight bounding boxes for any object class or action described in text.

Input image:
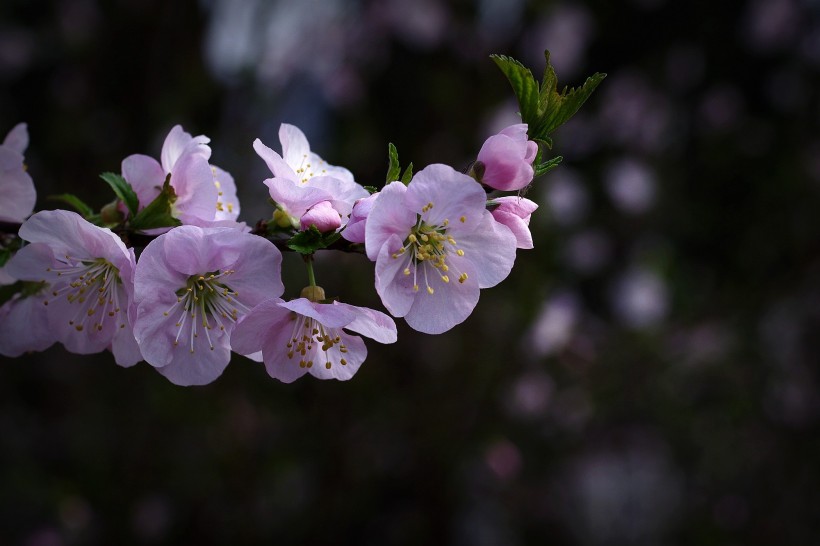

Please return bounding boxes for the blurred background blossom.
[2,0,820,543]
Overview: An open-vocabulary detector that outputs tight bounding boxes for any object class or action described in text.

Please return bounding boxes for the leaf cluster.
[491,50,606,177]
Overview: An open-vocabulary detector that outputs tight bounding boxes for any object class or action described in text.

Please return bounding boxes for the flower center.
[285,313,348,370]
[162,269,249,353]
[390,204,469,294]
[45,257,126,332]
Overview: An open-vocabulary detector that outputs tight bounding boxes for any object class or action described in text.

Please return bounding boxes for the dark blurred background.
[2,0,820,544]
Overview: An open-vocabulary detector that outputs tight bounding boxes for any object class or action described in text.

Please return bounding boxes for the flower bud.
[300,200,342,232]
[475,124,538,191]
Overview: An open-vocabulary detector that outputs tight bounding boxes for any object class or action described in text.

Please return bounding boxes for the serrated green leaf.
[48,193,95,218]
[532,51,606,139]
[129,176,181,231]
[100,172,139,217]
[490,54,540,125]
[534,155,563,177]
[386,143,401,183]
[287,226,341,255]
[400,162,414,185]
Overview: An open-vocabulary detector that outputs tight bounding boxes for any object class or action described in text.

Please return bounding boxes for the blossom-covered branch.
[0,51,604,385]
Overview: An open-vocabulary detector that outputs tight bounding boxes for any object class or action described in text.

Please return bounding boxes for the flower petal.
[455,211,517,289]
[364,182,415,261]
[335,302,397,344]
[2,122,28,154]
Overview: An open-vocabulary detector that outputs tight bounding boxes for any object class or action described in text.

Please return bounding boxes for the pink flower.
[231,296,397,383]
[0,123,36,223]
[341,192,378,243]
[254,124,368,231]
[489,196,538,249]
[121,125,241,228]
[4,210,142,366]
[133,225,283,386]
[475,124,538,191]
[0,285,54,357]
[365,164,517,334]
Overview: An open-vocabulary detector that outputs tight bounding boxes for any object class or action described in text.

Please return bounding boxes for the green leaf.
[490,54,540,125]
[532,51,606,139]
[48,193,95,218]
[386,143,401,183]
[287,226,341,255]
[534,155,563,177]
[129,176,181,231]
[0,248,11,268]
[363,185,379,195]
[400,162,414,185]
[100,172,139,217]
[492,50,605,144]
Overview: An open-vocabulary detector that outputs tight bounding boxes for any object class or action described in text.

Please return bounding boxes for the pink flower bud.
[300,200,342,232]
[475,124,538,191]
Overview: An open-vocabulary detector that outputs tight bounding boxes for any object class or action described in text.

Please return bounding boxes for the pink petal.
[161,125,210,172]
[335,302,397,344]
[364,182,415,261]
[170,153,220,225]
[279,123,311,170]
[121,154,165,208]
[492,210,534,249]
[453,212,517,288]
[374,234,416,318]
[231,298,289,356]
[253,138,298,181]
[403,257,480,334]
[405,164,486,232]
[3,122,29,154]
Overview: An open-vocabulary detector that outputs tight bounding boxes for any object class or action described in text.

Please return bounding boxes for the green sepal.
[48,193,95,218]
[386,143,401,183]
[100,172,139,218]
[129,176,181,231]
[400,162,414,185]
[363,185,379,195]
[287,226,342,255]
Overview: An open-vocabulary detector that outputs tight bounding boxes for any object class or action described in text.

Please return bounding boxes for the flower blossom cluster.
[0,120,539,386]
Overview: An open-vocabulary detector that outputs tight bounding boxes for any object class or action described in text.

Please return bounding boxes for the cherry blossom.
[121,125,241,228]
[133,225,283,386]
[4,210,141,366]
[365,164,517,334]
[232,288,397,383]
[254,124,368,231]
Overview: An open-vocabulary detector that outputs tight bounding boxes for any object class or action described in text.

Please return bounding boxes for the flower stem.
[304,254,317,287]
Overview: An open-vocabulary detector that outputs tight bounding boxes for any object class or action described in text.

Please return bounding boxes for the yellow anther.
[325,362,332,369]
[340,358,347,366]
[413,284,419,292]
[460,216,466,223]
[403,268,411,276]
[456,249,465,256]
[459,273,468,283]
[441,275,450,283]
[427,286,434,295]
